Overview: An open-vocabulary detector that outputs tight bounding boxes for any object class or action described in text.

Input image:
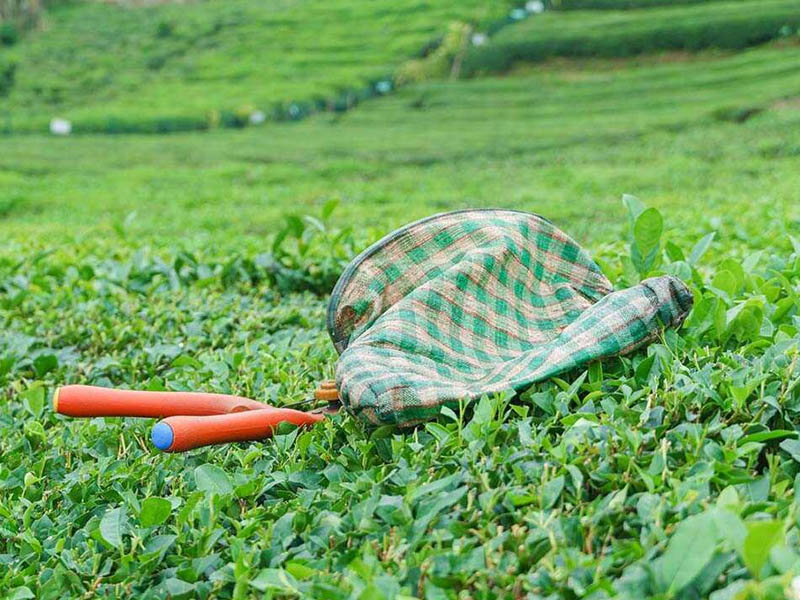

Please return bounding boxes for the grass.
[3,2,800,599]
[0,0,514,132]
[2,43,799,241]
[463,0,800,74]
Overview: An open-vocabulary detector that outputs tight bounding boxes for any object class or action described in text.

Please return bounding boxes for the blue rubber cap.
[151,422,174,451]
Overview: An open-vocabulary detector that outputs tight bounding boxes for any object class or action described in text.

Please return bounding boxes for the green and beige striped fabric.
[327,209,693,426]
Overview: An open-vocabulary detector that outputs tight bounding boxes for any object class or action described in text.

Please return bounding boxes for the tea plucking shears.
[53,383,339,452]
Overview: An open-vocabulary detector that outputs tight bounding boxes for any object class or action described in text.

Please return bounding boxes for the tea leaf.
[194,464,233,496]
[139,497,172,527]
[99,506,126,550]
[657,511,718,594]
[742,520,784,578]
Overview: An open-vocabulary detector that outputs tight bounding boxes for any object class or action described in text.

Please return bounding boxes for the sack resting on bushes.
[327,209,693,426]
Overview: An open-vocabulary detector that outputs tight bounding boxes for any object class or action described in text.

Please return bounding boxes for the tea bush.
[2,2,800,598]
[0,21,18,46]
[0,58,14,96]
[548,0,732,10]
[3,193,800,598]
[462,0,800,74]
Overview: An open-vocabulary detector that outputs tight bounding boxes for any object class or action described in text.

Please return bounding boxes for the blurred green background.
[1,0,798,247]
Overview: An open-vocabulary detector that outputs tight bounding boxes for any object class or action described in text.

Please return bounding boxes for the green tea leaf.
[718,258,744,292]
[7,588,35,600]
[142,534,177,557]
[99,506,126,549]
[250,568,300,593]
[713,508,746,554]
[744,475,770,503]
[20,385,44,418]
[163,578,194,596]
[32,354,58,377]
[322,198,339,220]
[689,232,716,265]
[285,561,316,580]
[284,215,305,238]
[742,520,784,578]
[768,544,798,574]
[139,497,172,527]
[739,430,796,445]
[542,475,565,509]
[634,207,663,256]
[657,511,718,594]
[711,270,737,299]
[779,438,800,461]
[194,464,233,496]
[665,240,685,262]
[622,194,646,232]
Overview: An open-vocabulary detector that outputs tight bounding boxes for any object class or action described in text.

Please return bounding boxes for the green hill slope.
[464,0,800,74]
[0,0,511,132]
[1,44,798,240]
[4,0,797,133]
[548,0,745,9]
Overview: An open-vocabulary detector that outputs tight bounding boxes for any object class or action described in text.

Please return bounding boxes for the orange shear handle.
[54,384,267,418]
[152,408,325,452]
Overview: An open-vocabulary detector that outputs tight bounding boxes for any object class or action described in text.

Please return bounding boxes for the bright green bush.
[0,0,68,40]
[549,0,724,9]
[0,20,18,45]
[71,115,209,135]
[396,21,473,83]
[0,58,14,97]
[463,0,800,74]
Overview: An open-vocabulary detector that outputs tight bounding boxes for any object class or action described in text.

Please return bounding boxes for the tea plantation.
[2,0,800,598]
[0,0,516,133]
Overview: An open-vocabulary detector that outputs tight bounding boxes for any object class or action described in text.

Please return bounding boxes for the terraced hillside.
[0,0,513,132]
[3,0,799,133]
[463,0,800,74]
[2,43,798,241]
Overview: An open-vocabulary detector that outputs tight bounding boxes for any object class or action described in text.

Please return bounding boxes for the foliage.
[462,0,800,74]
[712,105,765,123]
[3,189,800,597]
[396,22,473,84]
[0,0,68,41]
[0,57,14,96]
[0,20,18,46]
[1,42,798,236]
[548,0,734,10]
[0,0,512,133]
[2,1,800,598]
[267,201,357,295]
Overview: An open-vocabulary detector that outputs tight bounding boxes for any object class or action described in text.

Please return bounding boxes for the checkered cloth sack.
[327,209,693,426]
